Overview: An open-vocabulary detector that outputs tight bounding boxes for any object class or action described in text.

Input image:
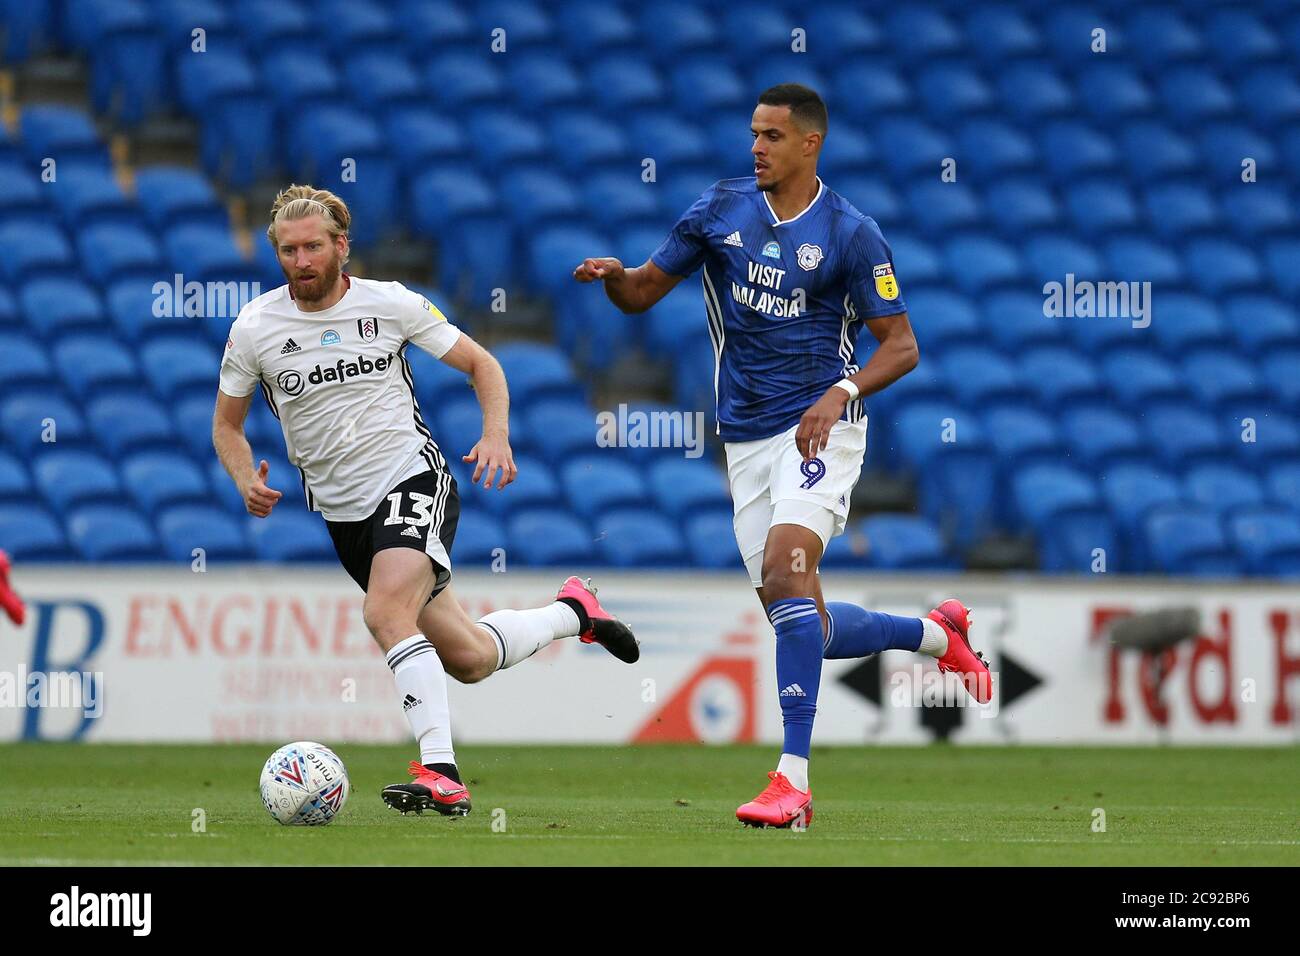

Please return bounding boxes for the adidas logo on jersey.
[724,231,743,247]
[402,693,422,712]
[779,683,807,698]
[280,338,301,354]
[401,525,422,538]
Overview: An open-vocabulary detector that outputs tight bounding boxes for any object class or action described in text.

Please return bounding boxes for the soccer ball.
[259,741,350,826]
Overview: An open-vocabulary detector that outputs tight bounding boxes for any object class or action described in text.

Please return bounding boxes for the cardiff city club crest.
[356,317,380,342]
[796,243,824,271]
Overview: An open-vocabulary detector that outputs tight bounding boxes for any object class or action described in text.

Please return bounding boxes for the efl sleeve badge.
[873,262,899,300]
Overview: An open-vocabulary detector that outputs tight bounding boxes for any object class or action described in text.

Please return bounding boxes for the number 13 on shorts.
[383,491,435,527]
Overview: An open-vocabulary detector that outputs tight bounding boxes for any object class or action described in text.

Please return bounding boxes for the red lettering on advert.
[212,596,255,656]
[1095,606,1133,722]
[166,597,205,653]
[1270,610,1300,725]
[286,598,325,654]
[1188,609,1236,724]
[258,598,281,655]
[124,596,158,656]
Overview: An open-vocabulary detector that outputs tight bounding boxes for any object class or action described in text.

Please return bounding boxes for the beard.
[287,252,342,303]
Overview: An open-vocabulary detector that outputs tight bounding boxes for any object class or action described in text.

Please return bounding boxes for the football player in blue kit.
[574,85,992,828]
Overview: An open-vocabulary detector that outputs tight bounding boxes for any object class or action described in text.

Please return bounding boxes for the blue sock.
[768,597,823,760]
[823,602,923,659]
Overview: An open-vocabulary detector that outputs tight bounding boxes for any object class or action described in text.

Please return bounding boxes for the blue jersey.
[652,177,906,443]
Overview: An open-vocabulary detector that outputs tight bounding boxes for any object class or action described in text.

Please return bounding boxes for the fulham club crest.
[356,317,380,342]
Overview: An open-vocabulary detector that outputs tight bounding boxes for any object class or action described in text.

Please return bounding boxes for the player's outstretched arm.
[572,256,682,314]
[212,389,283,516]
[438,335,517,490]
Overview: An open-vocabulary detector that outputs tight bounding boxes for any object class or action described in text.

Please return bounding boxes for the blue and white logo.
[320,329,340,346]
[762,241,781,259]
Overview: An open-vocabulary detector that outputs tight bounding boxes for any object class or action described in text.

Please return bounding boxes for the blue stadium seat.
[120,451,211,511]
[1199,123,1277,184]
[1229,296,1300,357]
[670,58,746,113]
[1230,412,1300,470]
[555,1,636,55]
[1143,405,1226,468]
[530,225,609,297]
[201,92,277,187]
[1145,506,1240,576]
[940,348,1026,406]
[982,290,1063,350]
[982,404,1063,471]
[1148,293,1226,354]
[918,63,994,120]
[1019,347,1105,410]
[0,0,54,62]
[46,161,134,227]
[176,48,259,115]
[1187,239,1265,296]
[163,224,256,285]
[494,342,580,405]
[260,49,340,111]
[1209,11,1280,64]
[684,508,741,569]
[1078,65,1154,121]
[1160,67,1235,123]
[1,392,87,454]
[52,335,139,399]
[522,400,599,464]
[19,277,105,343]
[581,171,659,230]
[1103,237,1183,287]
[461,454,558,518]
[818,127,874,178]
[86,392,176,456]
[1062,405,1146,469]
[873,118,952,177]
[497,167,582,229]
[1143,184,1219,240]
[1267,462,1300,513]
[999,63,1074,120]
[318,0,399,56]
[956,120,1037,180]
[832,64,915,123]
[0,219,73,283]
[466,110,546,172]
[646,288,705,356]
[1181,351,1262,410]
[806,4,881,60]
[821,524,870,570]
[965,6,1041,64]
[1128,8,1203,66]
[586,56,663,108]
[66,504,158,560]
[647,458,731,520]
[1066,181,1139,236]
[0,333,53,394]
[133,166,225,231]
[1119,122,1197,183]
[32,448,121,513]
[0,505,70,559]
[1101,463,1184,570]
[0,162,44,221]
[547,112,629,175]
[1184,463,1266,516]
[1016,464,1117,571]
[173,394,218,460]
[905,289,981,353]
[506,508,592,565]
[247,510,336,562]
[1021,233,1103,285]
[560,455,647,519]
[140,338,217,400]
[894,400,995,547]
[1264,240,1300,298]
[18,105,107,163]
[106,277,194,342]
[385,108,467,176]
[1230,508,1300,576]
[638,1,715,58]
[76,223,161,286]
[1101,350,1185,406]
[1237,66,1300,125]
[834,176,901,229]
[862,515,954,571]
[449,508,506,566]
[434,397,526,464]
[158,505,251,561]
[943,236,1022,294]
[906,181,981,236]
[887,234,942,286]
[595,507,686,567]
[1014,464,1100,528]
[424,50,505,105]
[1044,123,1120,183]
[0,451,32,504]
[983,180,1059,237]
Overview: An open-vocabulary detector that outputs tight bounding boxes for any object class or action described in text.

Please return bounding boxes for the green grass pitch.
[1,744,1296,866]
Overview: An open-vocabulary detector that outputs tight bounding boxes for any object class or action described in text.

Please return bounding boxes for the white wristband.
[832,378,860,401]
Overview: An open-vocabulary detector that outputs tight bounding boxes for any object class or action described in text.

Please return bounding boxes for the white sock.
[777,754,809,792]
[385,635,455,765]
[918,617,949,658]
[478,602,582,671]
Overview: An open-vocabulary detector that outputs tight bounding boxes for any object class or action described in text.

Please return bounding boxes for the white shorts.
[724,418,868,587]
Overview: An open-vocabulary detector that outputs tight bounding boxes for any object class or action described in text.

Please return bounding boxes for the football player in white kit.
[214,186,638,817]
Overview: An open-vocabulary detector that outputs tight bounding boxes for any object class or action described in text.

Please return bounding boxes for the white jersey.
[218,276,462,521]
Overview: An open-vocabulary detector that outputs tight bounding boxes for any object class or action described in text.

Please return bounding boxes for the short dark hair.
[757,83,828,135]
